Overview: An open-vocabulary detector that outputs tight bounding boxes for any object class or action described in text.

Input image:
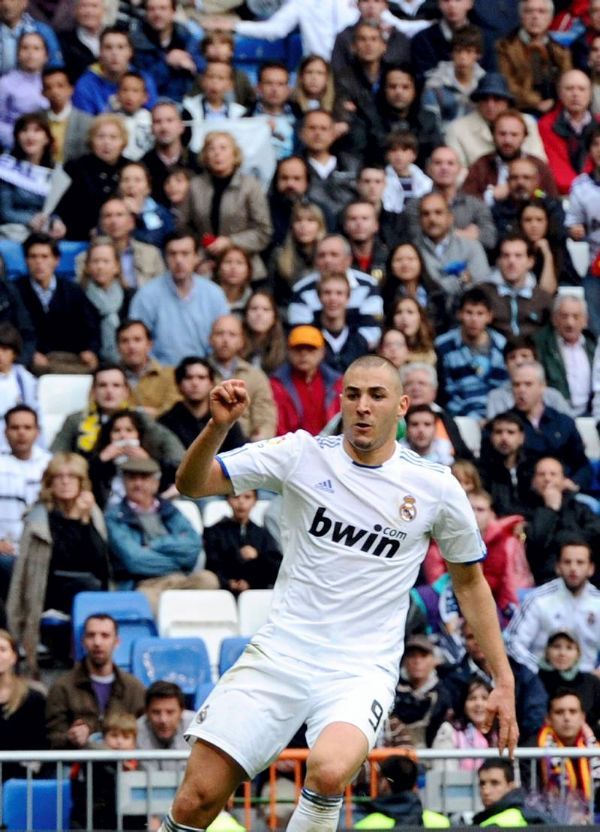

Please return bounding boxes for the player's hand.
[210,380,250,427]
[483,684,519,758]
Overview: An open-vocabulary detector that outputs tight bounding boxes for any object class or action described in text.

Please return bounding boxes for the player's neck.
[342,436,397,466]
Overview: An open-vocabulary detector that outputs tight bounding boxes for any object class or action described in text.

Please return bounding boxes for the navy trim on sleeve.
[216,456,231,480]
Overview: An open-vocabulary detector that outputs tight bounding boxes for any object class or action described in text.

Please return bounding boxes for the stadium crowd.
[1,0,600,824]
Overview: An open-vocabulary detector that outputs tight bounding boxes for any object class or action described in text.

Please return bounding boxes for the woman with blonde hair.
[178,131,272,281]
[81,238,132,362]
[0,629,47,778]
[7,453,109,676]
[269,200,326,305]
[55,113,129,240]
[292,55,336,113]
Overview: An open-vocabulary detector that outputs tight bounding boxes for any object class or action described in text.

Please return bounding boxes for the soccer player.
[163,355,518,832]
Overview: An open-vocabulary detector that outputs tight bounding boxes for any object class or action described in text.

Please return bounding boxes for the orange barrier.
[236,747,418,831]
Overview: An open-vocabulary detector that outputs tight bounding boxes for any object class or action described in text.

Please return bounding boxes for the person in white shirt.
[0,324,38,449]
[157,356,518,832]
[401,403,454,465]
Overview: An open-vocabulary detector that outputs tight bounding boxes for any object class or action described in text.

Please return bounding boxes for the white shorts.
[185,644,396,779]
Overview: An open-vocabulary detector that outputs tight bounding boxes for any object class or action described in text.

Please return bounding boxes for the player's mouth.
[354,422,373,431]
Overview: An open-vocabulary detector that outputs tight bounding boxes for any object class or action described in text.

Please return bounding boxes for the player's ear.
[397,394,409,419]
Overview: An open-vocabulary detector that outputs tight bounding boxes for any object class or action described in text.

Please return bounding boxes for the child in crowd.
[0,323,38,445]
[41,67,90,165]
[199,32,255,109]
[292,54,335,113]
[118,162,174,248]
[163,166,192,217]
[378,328,410,369]
[183,60,246,153]
[248,61,298,160]
[0,33,48,150]
[452,460,481,493]
[401,404,454,465]
[316,272,368,373]
[382,130,432,214]
[109,72,153,161]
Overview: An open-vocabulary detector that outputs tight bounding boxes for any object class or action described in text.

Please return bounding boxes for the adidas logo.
[314,479,334,493]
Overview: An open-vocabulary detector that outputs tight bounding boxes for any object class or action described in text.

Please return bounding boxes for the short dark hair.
[451,24,484,53]
[4,404,38,427]
[385,129,418,153]
[42,66,74,85]
[83,613,119,635]
[116,319,152,341]
[145,680,186,710]
[379,755,418,793]
[558,537,593,559]
[118,70,146,88]
[358,162,386,177]
[92,362,127,386]
[405,404,436,423]
[459,287,492,311]
[489,410,525,432]
[353,20,385,42]
[503,334,538,361]
[302,108,334,127]
[258,60,289,82]
[174,356,214,386]
[548,687,584,711]
[100,25,132,47]
[0,323,22,357]
[478,757,514,783]
[498,232,535,260]
[164,230,198,250]
[23,232,59,258]
[586,123,600,151]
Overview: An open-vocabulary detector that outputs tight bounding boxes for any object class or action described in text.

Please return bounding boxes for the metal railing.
[0,746,598,831]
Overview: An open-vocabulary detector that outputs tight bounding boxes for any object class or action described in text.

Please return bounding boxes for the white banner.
[0,153,53,197]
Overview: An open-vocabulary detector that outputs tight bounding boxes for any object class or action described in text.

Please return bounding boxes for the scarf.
[76,399,130,454]
[85,281,124,363]
[538,723,593,800]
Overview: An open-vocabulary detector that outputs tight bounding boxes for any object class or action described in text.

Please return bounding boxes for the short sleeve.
[430,471,487,564]
[217,431,306,494]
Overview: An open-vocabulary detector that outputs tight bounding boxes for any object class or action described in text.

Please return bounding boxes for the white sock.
[285,787,343,832]
[159,812,205,832]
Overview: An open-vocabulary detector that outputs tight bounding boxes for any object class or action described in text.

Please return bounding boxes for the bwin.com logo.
[308,507,406,558]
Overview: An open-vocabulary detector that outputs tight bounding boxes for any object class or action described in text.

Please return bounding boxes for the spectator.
[291,54,335,115]
[539,630,600,736]
[213,246,253,314]
[287,235,384,349]
[163,166,191,217]
[386,297,436,364]
[0,279,34,367]
[415,192,490,305]
[241,291,287,377]
[478,410,535,517]
[129,231,229,364]
[491,156,566,240]
[403,145,497,252]
[381,242,448,332]
[267,155,333,248]
[270,326,343,436]
[390,634,452,748]
[208,315,277,441]
[0,0,62,76]
[474,758,552,826]
[334,22,392,130]
[301,109,359,217]
[510,361,592,490]
[342,201,389,282]
[105,457,212,599]
[16,233,100,375]
[483,234,552,339]
[0,324,38,428]
[141,101,201,206]
[72,26,157,116]
[116,319,179,418]
[0,405,51,600]
[246,61,298,161]
[51,364,183,466]
[401,404,454,464]
[571,0,600,72]
[435,287,508,418]
[445,71,548,168]
[55,114,129,241]
[108,74,153,163]
[45,613,145,748]
[131,0,197,100]
[355,164,401,250]
[76,198,165,290]
[269,201,326,307]
[183,61,246,155]
[331,0,410,76]
[382,130,432,215]
[199,31,255,110]
[378,328,409,369]
[204,490,281,595]
[506,540,600,672]
[524,457,600,585]
[137,681,195,773]
[535,294,596,416]
[431,679,497,768]
[316,272,369,373]
[0,32,49,151]
[519,198,580,293]
[158,356,246,452]
[177,131,272,283]
[0,629,47,780]
[42,67,93,165]
[539,69,598,195]
[411,0,480,78]
[496,0,572,117]
[57,0,103,82]
[463,109,559,204]
[8,455,110,676]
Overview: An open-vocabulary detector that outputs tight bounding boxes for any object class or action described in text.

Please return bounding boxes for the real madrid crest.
[400,495,417,522]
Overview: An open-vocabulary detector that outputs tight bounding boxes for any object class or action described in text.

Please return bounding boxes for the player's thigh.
[177,738,246,811]
[185,644,311,779]
[305,722,370,794]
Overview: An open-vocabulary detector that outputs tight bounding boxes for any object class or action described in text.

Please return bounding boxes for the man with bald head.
[539,69,599,194]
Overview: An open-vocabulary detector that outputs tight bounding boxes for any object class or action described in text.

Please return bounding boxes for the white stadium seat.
[565,238,590,278]
[41,413,68,447]
[454,417,481,457]
[576,417,600,461]
[172,499,203,535]
[238,589,274,635]
[202,498,270,527]
[38,373,92,418]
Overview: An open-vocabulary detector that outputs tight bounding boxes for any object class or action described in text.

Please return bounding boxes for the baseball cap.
[546,629,580,647]
[288,326,325,349]
[119,457,161,475]
[404,634,434,654]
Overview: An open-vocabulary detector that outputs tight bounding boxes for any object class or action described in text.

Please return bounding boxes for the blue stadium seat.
[195,681,215,709]
[132,636,212,696]
[0,239,88,281]
[55,241,88,279]
[3,778,72,831]
[218,635,250,677]
[72,591,157,670]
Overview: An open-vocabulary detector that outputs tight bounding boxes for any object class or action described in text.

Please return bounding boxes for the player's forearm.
[175,418,231,498]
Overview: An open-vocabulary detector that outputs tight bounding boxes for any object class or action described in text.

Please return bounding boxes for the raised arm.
[175,379,250,498]
[446,560,519,756]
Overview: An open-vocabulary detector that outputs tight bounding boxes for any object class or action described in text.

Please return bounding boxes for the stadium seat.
[157,590,239,672]
[172,499,203,535]
[576,417,600,461]
[55,241,88,280]
[38,374,92,419]
[424,770,482,814]
[238,589,273,635]
[565,238,590,278]
[40,413,68,447]
[0,239,88,281]
[218,635,250,676]
[195,680,215,708]
[250,499,270,526]
[3,778,72,831]
[454,417,481,457]
[131,636,212,695]
[201,499,231,528]
[72,591,157,669]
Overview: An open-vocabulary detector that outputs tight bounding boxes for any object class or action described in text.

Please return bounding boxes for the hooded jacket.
[473,788,552,826]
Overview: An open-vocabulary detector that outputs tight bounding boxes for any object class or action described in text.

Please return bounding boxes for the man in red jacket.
[270,326,342,436]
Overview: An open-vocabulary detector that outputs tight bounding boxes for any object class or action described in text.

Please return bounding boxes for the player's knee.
[172,779,220,822]
[305,757,348,795]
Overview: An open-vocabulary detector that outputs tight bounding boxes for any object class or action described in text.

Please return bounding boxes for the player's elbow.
[175,469,208,498]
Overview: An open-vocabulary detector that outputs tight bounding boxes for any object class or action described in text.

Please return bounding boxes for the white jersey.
[218,431,485,679]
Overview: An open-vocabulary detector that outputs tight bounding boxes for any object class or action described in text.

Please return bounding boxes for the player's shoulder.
[395,446,450,477]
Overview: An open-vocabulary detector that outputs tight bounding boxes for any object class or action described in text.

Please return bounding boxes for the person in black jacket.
[0,277,36,366]
[478,411,536,517]
[16,234,100,374]
[204,490,282,596]
[474,757,552,826]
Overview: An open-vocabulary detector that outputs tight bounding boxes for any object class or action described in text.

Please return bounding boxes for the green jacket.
[355,809,450,828]
[534,324,596,405]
